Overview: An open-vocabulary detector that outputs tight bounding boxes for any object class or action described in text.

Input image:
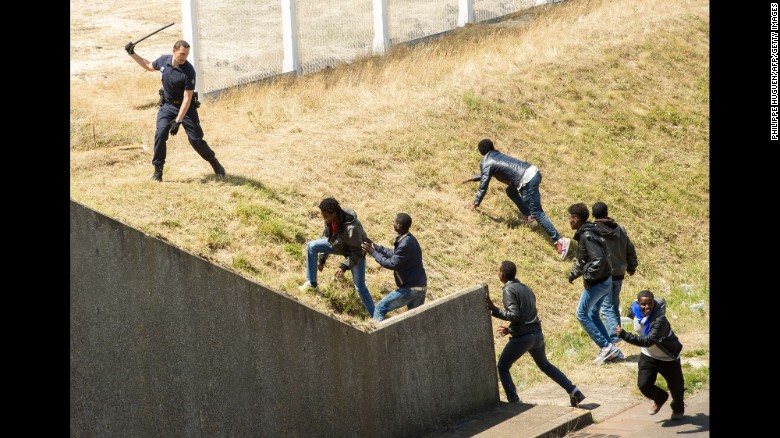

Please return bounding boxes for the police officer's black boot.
[208,157,225,177]
[150,165,163,182]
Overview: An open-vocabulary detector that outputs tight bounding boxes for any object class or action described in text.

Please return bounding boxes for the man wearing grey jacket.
[592,201,639,358]
[487,260,586,407]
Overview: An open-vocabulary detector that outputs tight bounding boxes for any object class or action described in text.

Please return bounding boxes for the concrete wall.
[70,200,498,437]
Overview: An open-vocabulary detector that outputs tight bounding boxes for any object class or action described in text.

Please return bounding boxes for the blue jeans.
[505,172,561,242]
[575,276,613,349]
[305,238,375,316]
[497,330,576,403]
[597,277,623,345]
[373,287,426,321]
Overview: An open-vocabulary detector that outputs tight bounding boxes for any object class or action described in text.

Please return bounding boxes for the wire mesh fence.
[193,0,545,96]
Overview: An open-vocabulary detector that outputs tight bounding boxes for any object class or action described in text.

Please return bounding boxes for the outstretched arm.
[126,45,157,72]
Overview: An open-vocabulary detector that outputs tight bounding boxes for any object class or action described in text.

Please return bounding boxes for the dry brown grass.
[71,0,710,395]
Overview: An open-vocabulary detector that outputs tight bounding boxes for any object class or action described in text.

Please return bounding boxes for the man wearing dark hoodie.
[299,197,375,316]
[616,290,685,420]
[566,203,621,365]
[592,201,639,359]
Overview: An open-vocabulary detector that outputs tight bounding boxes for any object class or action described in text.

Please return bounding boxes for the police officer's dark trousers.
[152,103,216,166]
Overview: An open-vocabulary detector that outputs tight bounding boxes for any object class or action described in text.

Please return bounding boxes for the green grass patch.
[232,254,260,274]
[655,363,709,396]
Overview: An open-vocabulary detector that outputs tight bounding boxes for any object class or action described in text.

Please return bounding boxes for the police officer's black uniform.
[150,54,225,181]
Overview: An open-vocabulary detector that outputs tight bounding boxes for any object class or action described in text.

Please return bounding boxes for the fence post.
[181,0,202,96]
[281,0,301,74]
[372,0,389,54]
[458,0,475,27]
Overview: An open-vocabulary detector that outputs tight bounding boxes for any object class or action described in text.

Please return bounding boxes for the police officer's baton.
[131,22,175,46]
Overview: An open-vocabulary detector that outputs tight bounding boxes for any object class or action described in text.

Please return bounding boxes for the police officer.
[125,39,225,182]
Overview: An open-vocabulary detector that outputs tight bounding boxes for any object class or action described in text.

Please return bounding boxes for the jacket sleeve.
[340,223,366,270]
[372,240,409,270]
[568,256,584,282]
[473,162,493,206]
[625,231,638,272]
[619,317,671,347]
[492,287,524,323]
[372,244,394,259]
[581,233,609,283]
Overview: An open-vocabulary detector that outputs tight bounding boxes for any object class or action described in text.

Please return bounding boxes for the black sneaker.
[569,387,586,407]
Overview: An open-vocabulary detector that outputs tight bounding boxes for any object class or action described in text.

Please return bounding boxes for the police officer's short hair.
[173,40,191,50]
[499,261,517,280]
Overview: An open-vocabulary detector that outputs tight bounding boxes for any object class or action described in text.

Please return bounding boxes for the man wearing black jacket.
[617,290,685,420]
[462,138,571,259]
[487,260,586,407]
[567,203,622,365]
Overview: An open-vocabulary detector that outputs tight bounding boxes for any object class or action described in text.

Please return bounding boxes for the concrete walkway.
[424,384,710,437]
[566,388,710,438]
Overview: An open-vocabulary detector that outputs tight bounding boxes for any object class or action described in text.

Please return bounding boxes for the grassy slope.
[71,0,709,395]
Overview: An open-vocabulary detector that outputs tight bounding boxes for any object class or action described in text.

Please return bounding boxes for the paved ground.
[424,384,710,437]
[566,388,710,438]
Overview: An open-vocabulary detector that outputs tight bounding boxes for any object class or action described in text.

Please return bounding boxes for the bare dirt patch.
[71,0,180,83]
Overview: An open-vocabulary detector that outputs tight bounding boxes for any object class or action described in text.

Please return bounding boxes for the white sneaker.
[593,344,619,365]
[298,281,318,292]
[556,237,571,259]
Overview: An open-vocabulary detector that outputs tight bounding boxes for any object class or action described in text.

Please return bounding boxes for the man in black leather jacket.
[617,290,685,420]
[462,138,571,259]
[486,260,586,406]
[566,203,622,365]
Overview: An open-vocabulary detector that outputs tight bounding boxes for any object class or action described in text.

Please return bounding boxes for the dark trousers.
[152,103,216,166]
[637,353,685,413]
[497,330,575,403]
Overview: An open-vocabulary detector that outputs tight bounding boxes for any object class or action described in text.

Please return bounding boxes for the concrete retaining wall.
[70,200,498,437]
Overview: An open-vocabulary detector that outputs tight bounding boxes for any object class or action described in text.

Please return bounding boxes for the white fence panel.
[297,0,374,74]
[188,0,549,96]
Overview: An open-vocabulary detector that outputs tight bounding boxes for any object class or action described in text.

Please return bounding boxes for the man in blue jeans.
[592,201,638,360]
[361,213,427,321]
[487,260,586,406]
[299,197,375,317]
[566,203,622,365]
[462,138,571,259]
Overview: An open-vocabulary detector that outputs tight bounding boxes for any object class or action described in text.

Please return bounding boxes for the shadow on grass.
[193,173,287,202]
[478,210,561,247]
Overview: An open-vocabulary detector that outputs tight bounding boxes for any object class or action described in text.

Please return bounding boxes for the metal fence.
[181,0,546,97]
